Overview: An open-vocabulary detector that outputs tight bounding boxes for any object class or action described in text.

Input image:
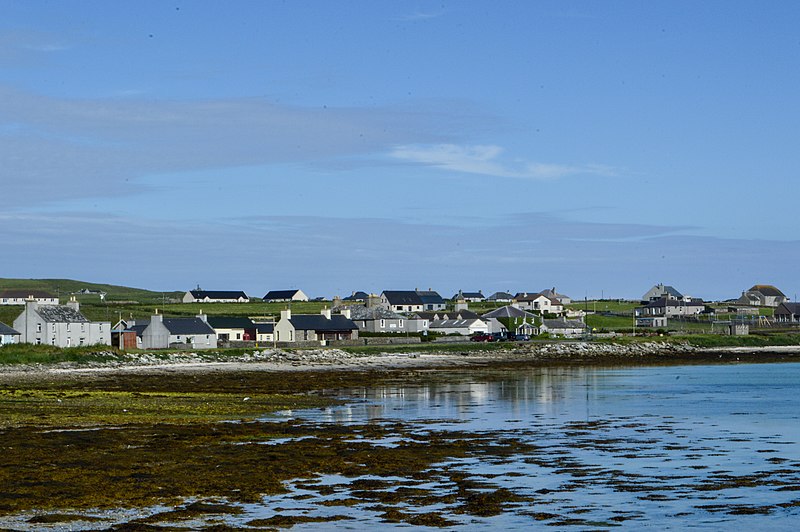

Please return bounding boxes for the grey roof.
[748,285,786,297]
[343,291,369,301]
[0,322,20,335]
[487,292,514,301]
[335,305,404,320]
[452,310,481,320]
[263,290,302,300]
[452,291,484,300]
[542,319,587,330]
[482,306,537,319]
[429,318,483,329]
[35,305,89,323]
[162,318,216,335]
[410,311,444,321]
[643,298,704,309]
[289,314,358,332]
[539,288,569,299]
[189,290,248,300]
[207,316,255,329]
[382,291,424,306]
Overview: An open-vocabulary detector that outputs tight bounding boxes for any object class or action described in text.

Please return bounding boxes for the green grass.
[0,278,182,305]
[0,344,122,365]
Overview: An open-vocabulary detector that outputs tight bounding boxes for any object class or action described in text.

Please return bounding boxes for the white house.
[515,293,564,315]
[428,318,489,336]
[380,291,424,313]
[13,297,110,347]
[132,312,218,350]
[274,309,359,343]
[263,289,309,303]
[183,290,250,303]
[1,290,59,306]
[0,322,21,345]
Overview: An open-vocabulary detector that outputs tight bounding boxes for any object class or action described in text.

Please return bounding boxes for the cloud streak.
[389,143,616,180]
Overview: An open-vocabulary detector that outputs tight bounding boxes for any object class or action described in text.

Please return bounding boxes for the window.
[399,320,404,327]
[36,323,42,333]
[66,323,71,332]
[380,319,386,328]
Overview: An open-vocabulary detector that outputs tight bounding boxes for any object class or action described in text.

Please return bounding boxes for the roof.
[343,291,369,301]
[206,316,255,329]
[0,290,57,299]
[776,303,800,314]
[643,298,704,308]
[335,305,404,320]
[263,290,302,300]
[515,292,549,302]
[162,318,216,335]
[539,288,569,299]
[542,319,587,330]
[451,310,481,320]
[409,311,444,321]
[189,290,248,300]
[0,322,20,335]
[429,318,483,329]
[416,290,445,305]
[748,285,786,297]
[255,323,275,333]
[289,314,358,332]
[487,292,514,300]
[482,306,537,319]
[382,291,424,306]
[453,291,484,300]
[35,305,89,323]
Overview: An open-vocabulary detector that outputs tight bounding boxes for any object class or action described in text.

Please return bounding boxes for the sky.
[2,1,799,301]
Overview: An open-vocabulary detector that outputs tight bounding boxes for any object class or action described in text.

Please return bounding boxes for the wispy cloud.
[389,143,616,180]
[393,9,445,22]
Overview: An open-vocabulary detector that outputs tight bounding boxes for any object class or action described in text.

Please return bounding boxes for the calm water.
[264,362,800,529]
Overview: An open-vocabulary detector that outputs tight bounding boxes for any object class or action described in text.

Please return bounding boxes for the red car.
[470,333,494,342]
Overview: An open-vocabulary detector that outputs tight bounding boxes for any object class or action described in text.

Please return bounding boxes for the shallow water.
[268,362,800,529]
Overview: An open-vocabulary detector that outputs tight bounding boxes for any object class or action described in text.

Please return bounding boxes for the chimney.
[197,310,207,323]
[455,299,468,312]
[340,308,351,319]
[280,308,292,321]
[152,310,163,323]
[67,296,79,311]
[321,307,331,319]
[367,294,382,308]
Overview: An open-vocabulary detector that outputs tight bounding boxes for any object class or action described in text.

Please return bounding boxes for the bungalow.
[263,289,309,303]
[0,321,21,345]
[540,318,587,338]
[416,290,447,311]
[774,302,800,323]
[274,309,358,343]
[207,316,256,342]
[736,285,788,308]
[381,291,424,313]
[13,297,110,347]
[183,290,250,303]
[452,290,485,303]
[1,290,59,306]
[335,305,407,333]
[635,297,705,319]
[135,312,218,349]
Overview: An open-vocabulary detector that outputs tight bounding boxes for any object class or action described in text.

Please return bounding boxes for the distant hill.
[0,279,182,304]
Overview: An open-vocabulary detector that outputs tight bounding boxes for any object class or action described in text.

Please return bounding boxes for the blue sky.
[2,1,799,300]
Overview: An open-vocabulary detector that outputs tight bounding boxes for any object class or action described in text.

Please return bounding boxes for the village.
[2,282,799,351]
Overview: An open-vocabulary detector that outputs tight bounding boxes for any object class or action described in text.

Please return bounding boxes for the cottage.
[540,318,587,338]
[207,316,256,342]
[0,322,21,345]
[486,291,514,303]
[254,322,275,343]
[263,289,309,303]
[429,318,489,336]
[183,290,250,303]
[135,312,218,349]
[274,309,358,343]
[13,297,110,347]
[1,290,59,306]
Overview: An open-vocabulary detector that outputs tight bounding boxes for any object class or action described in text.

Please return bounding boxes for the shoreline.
[3,342,800,383]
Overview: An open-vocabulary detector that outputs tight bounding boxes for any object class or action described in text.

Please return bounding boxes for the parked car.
[470,333,493,342]
[514,334,531,341]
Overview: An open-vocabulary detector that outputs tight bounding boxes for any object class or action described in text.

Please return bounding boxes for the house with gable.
[274,308,359,343]
[133,312,218,349]
[736,285,788,308]
[13,297,110,347]
[642,283,687,302]
[0,322,21,345]
[183,289,250,303]
[263,289,309,303]
[635,297,705,321]
[381,291,424,313]
[538,288,572,305]
[514,293,564,315]
[774,302,800,323]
